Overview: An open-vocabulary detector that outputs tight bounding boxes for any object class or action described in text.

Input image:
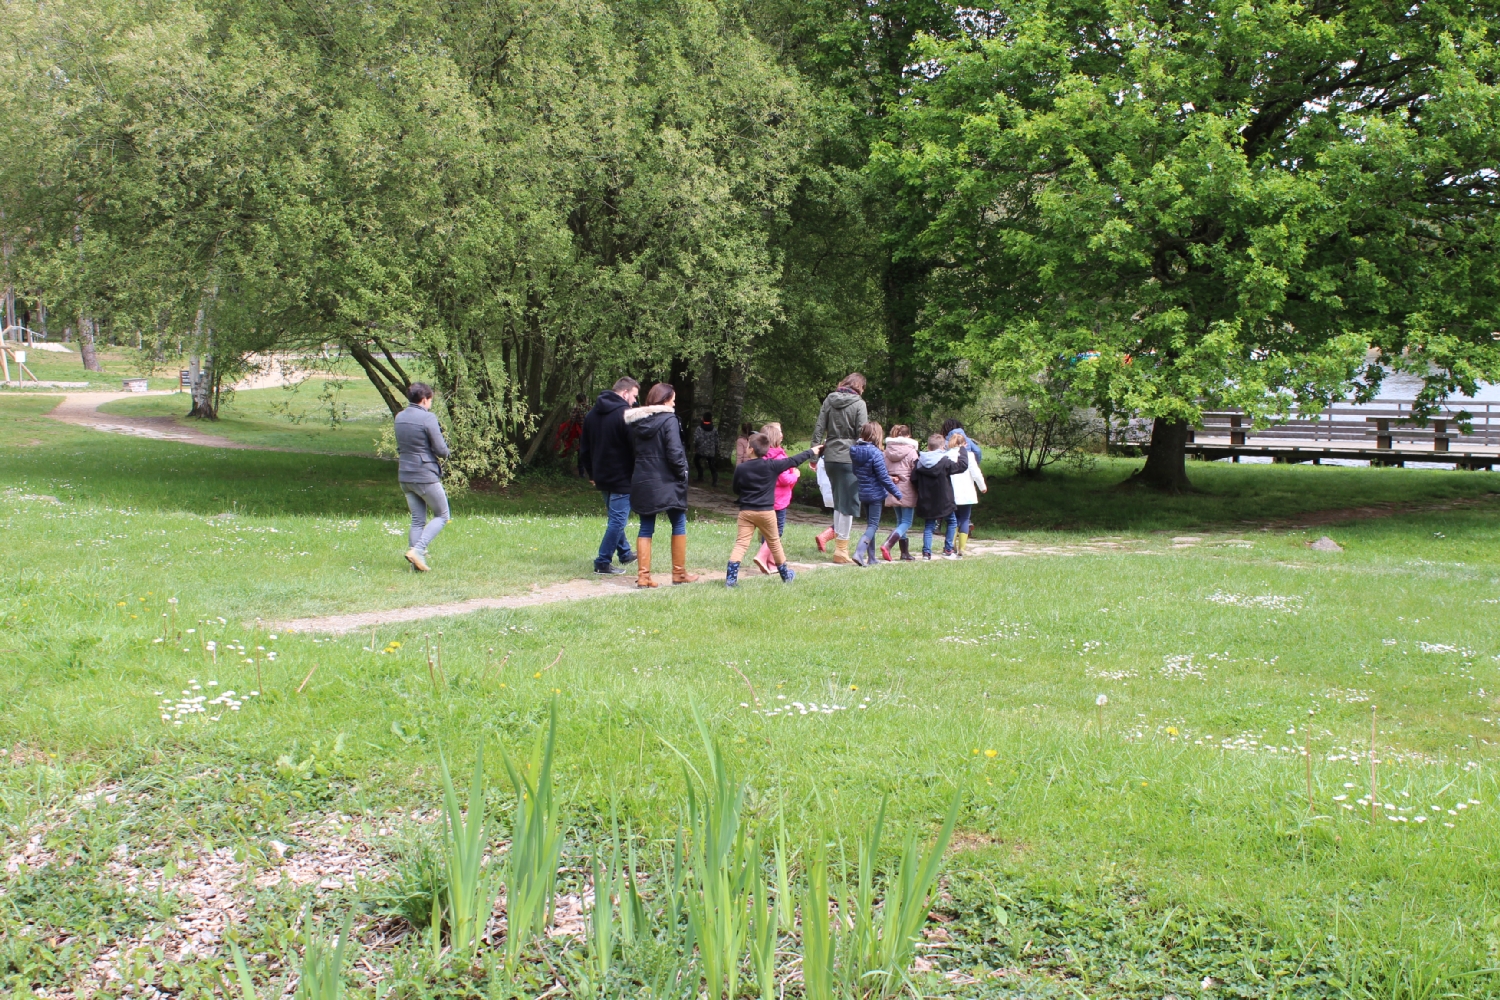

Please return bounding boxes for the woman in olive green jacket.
[809,372,868,563]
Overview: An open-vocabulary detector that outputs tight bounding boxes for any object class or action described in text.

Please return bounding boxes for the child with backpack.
[947,430,987,557]
[911,432,969,560]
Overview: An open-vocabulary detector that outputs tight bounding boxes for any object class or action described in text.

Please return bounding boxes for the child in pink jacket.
[754,422,801,573]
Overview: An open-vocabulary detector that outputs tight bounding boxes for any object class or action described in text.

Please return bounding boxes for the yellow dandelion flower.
[1166,726,1179,736]
[849,685,858,691]
[972,748,980,755]
[985,749,998,758]
[533,672,541,679]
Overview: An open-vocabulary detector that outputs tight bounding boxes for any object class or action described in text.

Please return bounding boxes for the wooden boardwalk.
[1179,401,1500,469]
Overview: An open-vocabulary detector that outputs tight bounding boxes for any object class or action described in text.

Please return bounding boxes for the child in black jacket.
[911,433,969,560]
[727,435,821,586]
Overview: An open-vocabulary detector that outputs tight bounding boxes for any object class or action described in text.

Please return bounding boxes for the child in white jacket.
[947,431,986,556]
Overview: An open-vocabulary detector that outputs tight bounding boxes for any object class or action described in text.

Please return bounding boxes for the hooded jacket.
[912,448,969,520]
[882,436,919,509]
[625,404,689,514]
[850,441,902,504]
[810,388,868,465]
[579,391,635,493]
[766,446,801,510]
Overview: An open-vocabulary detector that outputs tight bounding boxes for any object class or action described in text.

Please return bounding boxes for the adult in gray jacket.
[395,382,451,572]
[809,372,868,564]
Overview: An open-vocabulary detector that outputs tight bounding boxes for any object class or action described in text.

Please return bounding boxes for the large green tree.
[876,0,1500,489]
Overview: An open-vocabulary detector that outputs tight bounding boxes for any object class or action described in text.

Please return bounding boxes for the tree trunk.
[77,315,102,372]
[188,354,217,418]
[187,308,216,417]
[718,361,748,460]
[693,353,716,427]
[346,340,405,416]
[1136,417,1192,492]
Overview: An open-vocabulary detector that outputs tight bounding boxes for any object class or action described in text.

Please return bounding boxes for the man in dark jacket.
[579,377,640,573]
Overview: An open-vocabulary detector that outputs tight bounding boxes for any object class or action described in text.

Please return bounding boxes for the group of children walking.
[719,372,987,587]
[398,370,987,588]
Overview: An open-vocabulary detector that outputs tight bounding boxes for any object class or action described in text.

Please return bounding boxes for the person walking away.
[726,436,821,586]
[693,412,719,485]
[947,430,987,556]
[734,422,756,465]
[813,454,837,552]
[849,422,902,565]
[912,432,969,560]
[752,422,800,574]
[625,383,697,587]
[579,377,640,574]
[880,425,919,561]
[941,417,983,464]
[810,372,869,564]
[394,383,451,573]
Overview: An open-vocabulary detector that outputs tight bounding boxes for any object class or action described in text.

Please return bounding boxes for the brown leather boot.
[671,535,699,584]
[636,537,658,588]
[832,537,854,564]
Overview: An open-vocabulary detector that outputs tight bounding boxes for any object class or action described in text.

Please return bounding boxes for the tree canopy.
[5,0,1499,488]
[874,0,1500,488]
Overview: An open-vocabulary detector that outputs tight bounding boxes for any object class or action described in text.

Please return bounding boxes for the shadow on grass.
[970,456,1500,533]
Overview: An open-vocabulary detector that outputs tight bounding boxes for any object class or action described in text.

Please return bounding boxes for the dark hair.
[644,382,675,407]
[612,376,640,393]
[838,372,867,394]
[407,382,434,404]
[749,432,771,458]
[702,411,714,422]
[859,421,884,448]
[940,418,961,436]
[575,393,587,403]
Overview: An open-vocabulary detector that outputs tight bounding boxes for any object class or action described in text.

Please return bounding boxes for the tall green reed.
[835,792,960,997]
[801,845,836,1000]
[669,710,757,1000]
[227,913,353,1000]
[499,700,563,969]
[437,741,494,960]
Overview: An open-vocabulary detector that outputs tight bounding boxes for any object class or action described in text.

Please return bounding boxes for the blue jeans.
[596,492,634,568]
[923,514,957,555]
[859,500,884,551]
[890,506,915,539]
[401,482,450,554]
[638,509,687,537]
[955,504,974,535]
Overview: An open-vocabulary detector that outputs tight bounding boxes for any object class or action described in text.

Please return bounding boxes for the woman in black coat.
[624,382,697,587]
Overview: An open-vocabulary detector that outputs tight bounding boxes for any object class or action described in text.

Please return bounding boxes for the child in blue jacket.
[849,422,902,566]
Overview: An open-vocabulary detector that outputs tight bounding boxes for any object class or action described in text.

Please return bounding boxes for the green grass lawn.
[6,345,185,391]
[4,392,1500,998]
[99,380,396,455]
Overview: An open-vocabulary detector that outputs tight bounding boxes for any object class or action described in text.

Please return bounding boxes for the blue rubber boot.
[725,561,741,587]
[777,563,795,583]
